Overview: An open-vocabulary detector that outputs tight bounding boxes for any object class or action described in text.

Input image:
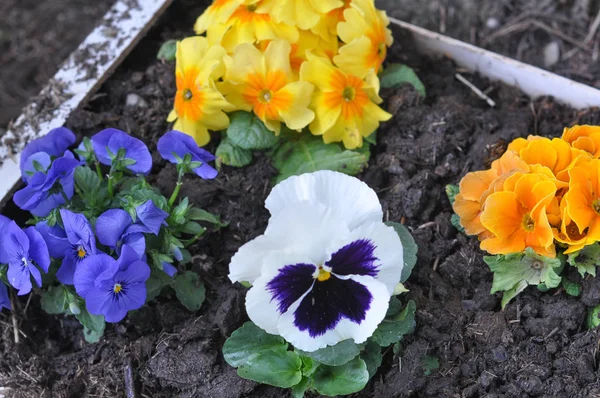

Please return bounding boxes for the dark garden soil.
[0,0,115,129]
[385,0,600,88]
[2,0,600,397]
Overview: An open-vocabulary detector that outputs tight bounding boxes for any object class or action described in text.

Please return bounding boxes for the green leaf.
[271,134,368,184]
[223,321,287,367]
[188,207,227,227]
[172,271,206,311]
[379,63,426,97]
[587,304,600,329]
[146,268,173,301]
[562,279,582,297]
[567,243,600,277]
[237,347,302,388]
[296,339,363,366]
[300,355,319,377]
[181,221,206,236]
[371,300,416,347]
[312,357,369,396]
[41,285,67,314]
[386,296,403,316]
[484,248,563,308]
[226,111,280,150]
[75,166,101,194]
[360,341,383,379]
[216,137,253,167]
[291,377,310,398]
[385,222,418,282]
[422,356,440,376]
[445,184,460,205]
[157,39,177,61]
[83,326,104,343]
[364,131,377,145]
[76,307,105,343]
[450,213,465,233]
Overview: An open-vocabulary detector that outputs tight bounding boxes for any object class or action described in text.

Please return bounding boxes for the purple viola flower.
[95,209,146,259]
[2,221,50,295]
[162,262,178,277]
[13,152,80,217]
[157,130,217,179]
[20,127,76,181]
[135,200,168,235]
[0,283,11,311]
[73,245,150,322]
[91,128,152,175]
[36,210,98,285]
[22,152,52,183]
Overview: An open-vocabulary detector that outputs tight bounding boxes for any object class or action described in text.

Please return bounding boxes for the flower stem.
[59,187,70,205]
[168,172,184,208]
[107,175,114,198]
[95,161,103,180]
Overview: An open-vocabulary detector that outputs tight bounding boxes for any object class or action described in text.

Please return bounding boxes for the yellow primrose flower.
[300,53,392,149]
[221,40,315,134]
[194,0,241,35]
[167,37,234,146]
[203,1,298,53]
[288,30,339,73]
[258,0,344,31]
[335,0,393,81]
[311,0,352,41]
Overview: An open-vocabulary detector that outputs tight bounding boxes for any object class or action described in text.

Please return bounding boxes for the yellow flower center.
[77,246,87,259]
[183,88,193,101]
[342,87,355,102]
[317,266,331,282]
[113,284,123,294]
[258,89,273,104]
[522,213,535,232]
[593,199,600,215]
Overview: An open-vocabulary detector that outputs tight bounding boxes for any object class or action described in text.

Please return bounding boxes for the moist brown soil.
[385,0,600,88]
[2,1,600,397]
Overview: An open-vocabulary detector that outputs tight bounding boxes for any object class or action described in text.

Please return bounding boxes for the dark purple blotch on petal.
[267,263,316,314]
[293,276,373,338]
[326,239,379,277]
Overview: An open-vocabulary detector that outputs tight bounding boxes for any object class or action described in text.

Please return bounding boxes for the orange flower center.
[342,87,355,102]
[175,68,205,121]
[593,199,600,215]
[242,70,292,121]
[565,222,588,240]
[231,4,269,23]
[324,72,370,121]
[522,213,535,232]
[317,266,331,282]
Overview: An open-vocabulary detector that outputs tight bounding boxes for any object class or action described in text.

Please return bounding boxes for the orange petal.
[480,191,522,239]
[458,169,498,201]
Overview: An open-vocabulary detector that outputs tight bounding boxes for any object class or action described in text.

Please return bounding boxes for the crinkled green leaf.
[379,63,426,97]
[312,357,369,396]
[272,134,368,184]
[237,347,302,388]
[157,39,177,61]
[172,271,205,311]
[371,300,416,347]
[291,377,310,398]
[41,285,67,315]
[223,322,287,367]
[360,341,383,380]
[146,268,173,301]
[227,111,280,150]
[296,339,363,366]
[567,243,600,277]
[485,248,562,309]
[445,184,460,205]
[300,355,319,377]
[76,307,105,343]
[422,356,440,376]
[587,304,600,329]
[450,213,465,233]
[385,222,418,282]
[216,137,253,167]
[562,279,582,297]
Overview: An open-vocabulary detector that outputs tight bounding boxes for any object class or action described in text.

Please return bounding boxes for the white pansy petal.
[228,234,277,284]
[265,170,383,230]
[276,275,390,352]
[328,222,404,295]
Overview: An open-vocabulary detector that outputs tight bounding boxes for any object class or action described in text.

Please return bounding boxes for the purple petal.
[293,276,373,338]
[116,245,144,272]
[117,259,150,285]
[29,193,66,218]
[22,152,51,182]
[122,233,146,259]
[90,128,116,166]
[73,254,118,299]
[29,265,43,288]
[162,262,177,277]
[157,130,194,163]
[7,263,32,296]
[96,209,132,247]
[0,215,12,263]
[106,129,152,174]
[2,222,29,264]
[56,256,77,285]
[35,221,70,259]
[267,263,316,314]
[23,227,50,273]
[326,239,379,277]
[59,209,96,253]
[171,245,183,261]
[20,127,76,177]
[85,288,113,316]
[135,200,168,235]
[13,173,46,211]
[105,283,146,322]
[192,163,218,180]
[0,283,11,311]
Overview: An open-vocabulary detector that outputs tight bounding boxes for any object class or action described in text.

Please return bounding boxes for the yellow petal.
[338,7,371,44]
[167,109,178,122]
[174,118,211,147]
[225,43,266,83]
[334,37,376,80]
[308,91,342,136]
[176,37,210,76]
[265,40,292,78]
[300,53,340,92]
[277,81,315,130]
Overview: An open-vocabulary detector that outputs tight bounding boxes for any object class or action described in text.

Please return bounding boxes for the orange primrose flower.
[221,40,315,134]
[562,125,600,158]
[479,172,558,257]
[300,53,391,149]
[168,37,234,146]
[554,196,592,254]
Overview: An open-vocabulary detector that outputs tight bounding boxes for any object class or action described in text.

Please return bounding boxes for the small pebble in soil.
[125,93,148,108]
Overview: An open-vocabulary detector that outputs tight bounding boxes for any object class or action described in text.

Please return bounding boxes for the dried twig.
[585,8,600,44]
[124,360,136,398]
[455,73,496,107]
[9,292,19,344]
